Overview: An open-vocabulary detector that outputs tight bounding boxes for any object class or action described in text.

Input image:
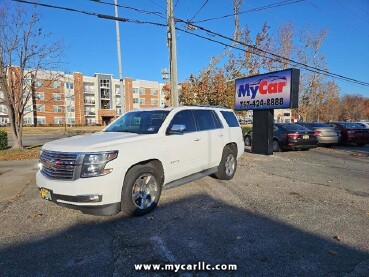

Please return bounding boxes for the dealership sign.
[235,68,300,110]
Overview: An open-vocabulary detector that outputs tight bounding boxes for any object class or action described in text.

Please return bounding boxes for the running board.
[164,167,218,190]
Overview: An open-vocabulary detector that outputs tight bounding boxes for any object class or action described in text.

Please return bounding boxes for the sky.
[4,0,369,97]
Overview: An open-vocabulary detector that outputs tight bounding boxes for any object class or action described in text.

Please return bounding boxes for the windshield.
[104,110,170,134]
[341,122,366,129]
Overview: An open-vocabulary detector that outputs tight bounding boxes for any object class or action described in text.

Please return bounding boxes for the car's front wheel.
[215,146,237,180]
[121,162,163,216]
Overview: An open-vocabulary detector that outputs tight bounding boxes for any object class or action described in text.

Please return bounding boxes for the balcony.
[84,89,95,94]
[84,99,95,105]
[85,111,96,116]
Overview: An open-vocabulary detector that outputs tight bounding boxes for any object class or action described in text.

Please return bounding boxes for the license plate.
[303,135,309,139]
[39,188,52,200]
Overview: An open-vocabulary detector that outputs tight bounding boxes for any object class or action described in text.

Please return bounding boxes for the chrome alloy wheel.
[131,174,158,210]
[225,154,236,176]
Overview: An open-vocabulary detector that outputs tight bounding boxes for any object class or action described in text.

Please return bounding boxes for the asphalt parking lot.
[0,146,368,276]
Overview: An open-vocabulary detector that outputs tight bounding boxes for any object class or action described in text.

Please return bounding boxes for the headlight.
[81,151,118,178]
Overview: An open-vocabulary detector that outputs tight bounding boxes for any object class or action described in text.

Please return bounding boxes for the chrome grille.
[40,150,79,180]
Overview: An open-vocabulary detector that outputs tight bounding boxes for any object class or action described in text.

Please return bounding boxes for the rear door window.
[220,111,240,127]
[193,110,218,131]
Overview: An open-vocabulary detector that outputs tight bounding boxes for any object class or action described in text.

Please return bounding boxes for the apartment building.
[3,71,168,126]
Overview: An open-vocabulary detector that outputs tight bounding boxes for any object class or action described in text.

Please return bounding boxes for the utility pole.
[167,0,179,106]
[114,0,126,113]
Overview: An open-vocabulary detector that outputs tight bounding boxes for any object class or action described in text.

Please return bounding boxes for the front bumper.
[36,170,123,215]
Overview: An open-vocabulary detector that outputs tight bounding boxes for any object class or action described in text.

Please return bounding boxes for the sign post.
[235,68,300,155]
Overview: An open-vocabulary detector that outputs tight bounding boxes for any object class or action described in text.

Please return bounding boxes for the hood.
[42,132,142,152]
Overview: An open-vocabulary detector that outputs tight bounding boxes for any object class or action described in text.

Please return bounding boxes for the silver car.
[298,122,339,146]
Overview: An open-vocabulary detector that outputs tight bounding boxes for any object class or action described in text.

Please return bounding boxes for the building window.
[84,83,94,93]
[36,104,45,112]
[67,118,75,125]
[67,106,75,112]
[54,117,63,125]
[53,105,63,112]
[35,92,44,100]
[116,108,122,115]
[37,117,46,125]
[0,105,8,114]
[139,88,145,95]
[23,117,33,125]
[139,99,145,104]
[133,88,139,94]
[52,81,61,89]
[66,82,74,89]
[133,98,139,104]
[24,105,33,112]
[53,93,62,101]
[100,79,110,88]
[150,89,157,96]
[34,80,43,88]
[150,99,157,106]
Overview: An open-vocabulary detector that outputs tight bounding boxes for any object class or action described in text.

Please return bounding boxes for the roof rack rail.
[184,104,228,109]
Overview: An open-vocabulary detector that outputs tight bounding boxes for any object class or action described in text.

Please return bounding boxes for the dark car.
[244,123,318,151]
[325,122,369,146]
[298,122,339,147]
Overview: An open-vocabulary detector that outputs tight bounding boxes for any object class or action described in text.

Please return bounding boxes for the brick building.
[0,70,167,126]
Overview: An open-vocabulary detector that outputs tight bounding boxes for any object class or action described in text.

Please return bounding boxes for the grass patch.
[0,146,42,161]
[0,126,104,135]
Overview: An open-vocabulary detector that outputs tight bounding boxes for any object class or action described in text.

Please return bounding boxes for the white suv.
[36,106,244,216]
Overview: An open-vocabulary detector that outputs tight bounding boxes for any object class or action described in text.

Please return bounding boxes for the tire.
[215,146,237,180]
[272,139,281,152]
[121,162,163,216]
[301,148,310,151]
[245,136,251,146]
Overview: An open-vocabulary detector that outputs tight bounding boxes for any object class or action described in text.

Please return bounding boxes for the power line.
[175,18,369,86]
[89,0,166,19]
[193,0,304,23]
[11,0,369,87]
[189,0,210,22]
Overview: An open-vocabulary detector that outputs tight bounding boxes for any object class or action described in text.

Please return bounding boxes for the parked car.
[356,122,369,129]
[325,122,369,146]
[297,122,339,147]
[37,106,244,216]
[244,123,318,151]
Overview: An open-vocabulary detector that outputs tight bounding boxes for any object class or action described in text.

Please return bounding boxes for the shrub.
[0,130,8,150]
[241,126,252,135]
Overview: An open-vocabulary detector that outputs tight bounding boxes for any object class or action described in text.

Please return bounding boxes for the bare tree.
[0,3,64,149]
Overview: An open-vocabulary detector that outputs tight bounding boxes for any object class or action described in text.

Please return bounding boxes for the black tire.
[244,136,251,146]
[272,139,281,152]
[301,148,310,151]
[121,162,163,216]
[215,146,237,180]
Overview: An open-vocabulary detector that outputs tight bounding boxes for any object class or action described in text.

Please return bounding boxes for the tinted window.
[341,123,365,129]
[220,111,240,127]
[281,124,309,131]
[168,110,197,133]
[212,111,223,129]
[193,110,217,131]
[309,123,330,128]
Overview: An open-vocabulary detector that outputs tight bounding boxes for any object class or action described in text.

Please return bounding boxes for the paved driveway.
[0,147,368,276]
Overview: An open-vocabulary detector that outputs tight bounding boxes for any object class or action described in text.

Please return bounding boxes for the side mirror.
[167,124,186,135]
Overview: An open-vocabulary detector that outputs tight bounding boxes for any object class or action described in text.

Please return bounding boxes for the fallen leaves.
[0,146,41,161]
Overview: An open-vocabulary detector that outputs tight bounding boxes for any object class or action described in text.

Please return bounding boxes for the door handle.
[194,138,201,141]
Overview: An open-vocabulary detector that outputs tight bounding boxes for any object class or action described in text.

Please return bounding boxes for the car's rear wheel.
[121,163,162,216]
[215,146,237,180]
[272,139,281,152]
